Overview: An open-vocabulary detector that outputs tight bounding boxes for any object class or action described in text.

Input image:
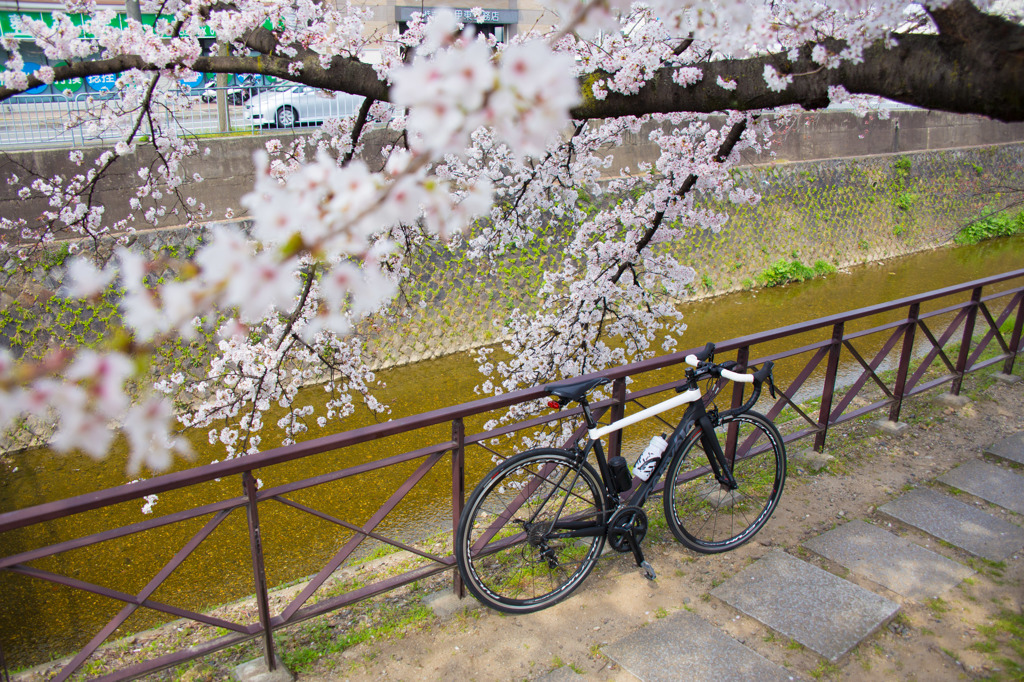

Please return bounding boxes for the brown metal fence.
[1,267,1022,681]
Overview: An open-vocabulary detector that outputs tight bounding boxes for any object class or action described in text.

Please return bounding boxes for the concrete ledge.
[872,420,910,436]
[804,520,974,601]
[424,589,480,619]
[234,655,294,682]
[935,393,970,408]
[993,372,1022,385]
[791,448,835,472]
[938,459,1024,515]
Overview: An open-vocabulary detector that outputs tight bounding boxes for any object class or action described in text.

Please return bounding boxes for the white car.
[199,80,252,105]
[242,86,364,128]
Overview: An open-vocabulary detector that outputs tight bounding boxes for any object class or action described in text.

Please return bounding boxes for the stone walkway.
[589,431,1024,681]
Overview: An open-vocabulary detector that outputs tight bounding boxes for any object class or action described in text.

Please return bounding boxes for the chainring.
[607,506,649,553]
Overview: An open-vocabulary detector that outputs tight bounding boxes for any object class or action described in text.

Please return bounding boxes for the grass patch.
[925,597,951,617]
[967,557,1007,579]
[973,609,1024,680]
[278,603,434,673]
[809,660,841,679]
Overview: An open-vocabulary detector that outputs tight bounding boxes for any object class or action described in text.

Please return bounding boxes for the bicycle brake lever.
[768,373,777,399]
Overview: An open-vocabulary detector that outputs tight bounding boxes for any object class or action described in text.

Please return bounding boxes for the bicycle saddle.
[544,377,610,403]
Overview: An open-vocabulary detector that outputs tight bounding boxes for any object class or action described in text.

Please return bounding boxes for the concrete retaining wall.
[2,116,1023,370]
[2,109,1024,237]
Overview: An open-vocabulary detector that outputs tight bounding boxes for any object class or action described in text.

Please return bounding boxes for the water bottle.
[633,434,668,481]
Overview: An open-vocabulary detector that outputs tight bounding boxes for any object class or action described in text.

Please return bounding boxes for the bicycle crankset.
[607,506,649,553]
[608,506,656,580]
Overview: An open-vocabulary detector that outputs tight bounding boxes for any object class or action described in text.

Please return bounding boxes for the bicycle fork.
[697,412,738,491]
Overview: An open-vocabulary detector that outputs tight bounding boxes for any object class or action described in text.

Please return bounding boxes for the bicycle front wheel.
[455,448,607,614]
[663,410,786,553]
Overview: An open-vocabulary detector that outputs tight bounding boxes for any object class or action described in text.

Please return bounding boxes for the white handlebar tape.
[683,355,754,384]
[721,368,754,383]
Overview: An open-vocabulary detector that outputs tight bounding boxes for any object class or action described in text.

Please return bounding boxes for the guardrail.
[0,86,364,150]
[0,268,1022,680]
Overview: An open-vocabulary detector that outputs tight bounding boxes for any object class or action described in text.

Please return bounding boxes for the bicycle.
[454,342,786,614]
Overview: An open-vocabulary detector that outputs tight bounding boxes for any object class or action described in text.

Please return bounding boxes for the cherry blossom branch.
[342,98,375,165]
[609,116,750,286]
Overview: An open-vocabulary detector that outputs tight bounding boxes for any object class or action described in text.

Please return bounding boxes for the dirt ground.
[290,371,1024,682]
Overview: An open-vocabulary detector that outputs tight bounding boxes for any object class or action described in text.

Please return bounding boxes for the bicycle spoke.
[456,450,606,613]
[665,412,785,553]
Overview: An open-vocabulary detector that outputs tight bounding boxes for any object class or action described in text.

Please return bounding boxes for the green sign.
[53,61,83,92]
[0,11,215,39]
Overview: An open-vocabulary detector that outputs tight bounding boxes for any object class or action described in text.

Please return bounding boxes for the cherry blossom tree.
[1,0,1021,474]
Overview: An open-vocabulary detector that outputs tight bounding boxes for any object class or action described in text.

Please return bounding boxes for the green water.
[1,235,1022,668]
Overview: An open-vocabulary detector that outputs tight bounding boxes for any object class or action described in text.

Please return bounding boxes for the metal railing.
[0,86,363,150]
[0,268,1022,680]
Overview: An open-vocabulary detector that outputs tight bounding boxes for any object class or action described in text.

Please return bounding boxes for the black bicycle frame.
[547,395,732,541]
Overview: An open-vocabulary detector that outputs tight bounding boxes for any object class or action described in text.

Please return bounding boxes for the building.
[1,0,558,97]
[361,1,556,45]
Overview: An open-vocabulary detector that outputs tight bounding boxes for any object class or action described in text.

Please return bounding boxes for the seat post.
[579,398,600,430]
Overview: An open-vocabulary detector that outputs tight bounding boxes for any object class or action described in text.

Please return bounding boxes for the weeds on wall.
[755,258,836,288]
[954,209,1024,245]
[2,147,1023,373]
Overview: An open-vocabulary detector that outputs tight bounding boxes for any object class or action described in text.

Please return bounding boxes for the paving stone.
[602,609,797,682]
[984,432,1024,465]
[711,551,898,662]
[938,459,1024,515]
[878,487,1024,561]
[803,520,974,601]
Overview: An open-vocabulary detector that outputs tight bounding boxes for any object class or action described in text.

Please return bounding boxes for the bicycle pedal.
[640,561,656,581]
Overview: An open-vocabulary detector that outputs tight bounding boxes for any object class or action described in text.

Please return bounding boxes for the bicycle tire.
[663,410,786,553]
[455,448,607,613]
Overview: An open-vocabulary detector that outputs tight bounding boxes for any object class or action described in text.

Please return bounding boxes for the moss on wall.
[3,145,1022,371]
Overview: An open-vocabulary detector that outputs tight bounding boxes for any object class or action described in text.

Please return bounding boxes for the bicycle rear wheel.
[663,410,786,553]
[455,448,607,613]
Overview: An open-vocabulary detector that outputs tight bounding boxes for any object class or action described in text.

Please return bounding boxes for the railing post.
[64,94,76,147]
[243,471,277,671]
[451,418,466,598]
[815,322,845,452]
[607,378,628,461]
[889,303,919,423]
[1003,292,1024,376]
[952,287,983,396]
[725,346,750,462]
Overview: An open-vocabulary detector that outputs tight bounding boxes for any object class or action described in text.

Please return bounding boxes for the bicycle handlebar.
[683,343,776,411]
[683,354,753,383]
